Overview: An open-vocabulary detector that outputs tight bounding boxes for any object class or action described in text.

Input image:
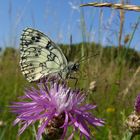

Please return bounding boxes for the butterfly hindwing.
[20,28,68,82]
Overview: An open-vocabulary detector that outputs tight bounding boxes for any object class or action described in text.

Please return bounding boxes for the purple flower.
[11,81,104,140]
[135,93,140,114]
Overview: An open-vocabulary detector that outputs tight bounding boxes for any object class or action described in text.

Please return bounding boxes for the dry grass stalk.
[80,2,140,12]
[120,66,140,98]
[119,0,125,48]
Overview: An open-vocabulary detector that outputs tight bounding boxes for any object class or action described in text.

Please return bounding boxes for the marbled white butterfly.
[20,28,79,82]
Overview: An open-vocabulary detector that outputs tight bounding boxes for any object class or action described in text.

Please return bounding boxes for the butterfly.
[20,28,79,82]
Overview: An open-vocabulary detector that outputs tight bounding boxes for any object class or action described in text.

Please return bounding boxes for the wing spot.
[35,53,38,57]
[37,36,41,40]
[45,41,51,49]
[24,74,28,78]
[31,69,34,73]
[20,48,23,51]
[21,56,26,59]
[35,39,39,42]
[25,42,30,46]
[31,76,35,79]
[31,37,35,40]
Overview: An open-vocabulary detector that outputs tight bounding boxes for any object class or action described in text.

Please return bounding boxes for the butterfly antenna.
[76,53,99,64]
[75,54,88,63]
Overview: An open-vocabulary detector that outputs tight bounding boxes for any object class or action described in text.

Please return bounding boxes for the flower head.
[125,93,140,136]
[11,81,104,140]
[135,93,140,114]
[125,112,140,134]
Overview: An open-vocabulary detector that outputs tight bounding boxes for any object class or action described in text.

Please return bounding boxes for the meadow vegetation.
[1,44,140,140]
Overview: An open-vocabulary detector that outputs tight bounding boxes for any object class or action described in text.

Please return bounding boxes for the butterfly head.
[68,62,80,72]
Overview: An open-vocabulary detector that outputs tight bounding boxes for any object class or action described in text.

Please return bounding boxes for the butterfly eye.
[72,64,79,71]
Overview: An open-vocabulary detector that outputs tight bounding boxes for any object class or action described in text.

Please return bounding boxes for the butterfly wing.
[20,28,68,82]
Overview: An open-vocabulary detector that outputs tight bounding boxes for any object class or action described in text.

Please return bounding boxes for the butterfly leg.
[69,76,78,89]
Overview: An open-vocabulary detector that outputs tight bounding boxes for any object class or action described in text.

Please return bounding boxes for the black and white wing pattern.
[20,28,68,82]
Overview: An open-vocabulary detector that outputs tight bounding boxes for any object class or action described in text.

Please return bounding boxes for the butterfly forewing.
[20,28,68,82]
